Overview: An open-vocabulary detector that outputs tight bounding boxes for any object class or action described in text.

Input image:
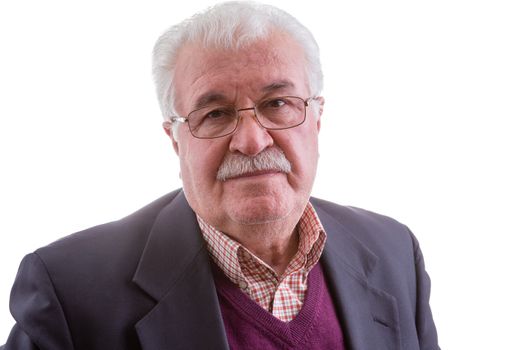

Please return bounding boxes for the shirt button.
[238,280,248,290]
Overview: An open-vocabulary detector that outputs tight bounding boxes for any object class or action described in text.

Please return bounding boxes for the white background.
[1,1,524,348]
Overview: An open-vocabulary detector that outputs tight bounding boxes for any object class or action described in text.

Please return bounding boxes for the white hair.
[152,1,323,127]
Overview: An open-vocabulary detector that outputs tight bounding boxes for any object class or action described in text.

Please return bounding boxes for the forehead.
[173,32,309,111]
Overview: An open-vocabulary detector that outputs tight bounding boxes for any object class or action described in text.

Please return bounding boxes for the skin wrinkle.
[191,80,296,116]
[175,32,308,115]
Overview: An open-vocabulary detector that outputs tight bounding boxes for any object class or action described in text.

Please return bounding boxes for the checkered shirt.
[197,202,326,322]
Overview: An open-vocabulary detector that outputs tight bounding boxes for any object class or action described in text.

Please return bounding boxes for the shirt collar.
[197,201,326,285]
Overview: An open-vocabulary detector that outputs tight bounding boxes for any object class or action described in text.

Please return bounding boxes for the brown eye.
[263,98,287,109]
[205,108,229,119]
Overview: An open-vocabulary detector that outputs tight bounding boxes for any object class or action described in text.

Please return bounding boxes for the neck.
[223,211,303,277]
[244,226,299,277]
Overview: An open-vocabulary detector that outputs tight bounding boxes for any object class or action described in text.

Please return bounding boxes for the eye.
[205,108,230,119]
[263,98,287,109]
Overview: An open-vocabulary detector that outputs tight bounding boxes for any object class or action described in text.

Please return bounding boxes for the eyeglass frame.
[163,95,318,139]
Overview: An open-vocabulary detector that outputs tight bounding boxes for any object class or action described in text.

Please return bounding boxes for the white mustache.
[216,147,292,181]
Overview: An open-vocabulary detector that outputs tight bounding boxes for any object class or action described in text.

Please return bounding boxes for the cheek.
[293,122,320,164]
[298,138,319,176]
[179,138,229,184]
[275,127,319,182]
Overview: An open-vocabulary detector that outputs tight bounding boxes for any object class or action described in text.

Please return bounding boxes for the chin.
[228,198,294,226]
[230,212,291,226]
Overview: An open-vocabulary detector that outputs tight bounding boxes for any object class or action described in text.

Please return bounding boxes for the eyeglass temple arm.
[166,116,188,124]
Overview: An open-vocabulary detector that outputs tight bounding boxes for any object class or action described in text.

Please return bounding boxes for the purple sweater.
[213,262,346,349]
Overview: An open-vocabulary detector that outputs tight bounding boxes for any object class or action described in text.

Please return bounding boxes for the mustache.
[216,147,292,181]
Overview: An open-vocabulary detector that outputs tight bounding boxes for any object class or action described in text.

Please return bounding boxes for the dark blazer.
[2,189,439,350]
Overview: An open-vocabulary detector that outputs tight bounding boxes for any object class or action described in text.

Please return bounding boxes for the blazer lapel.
[314,201,401,350]
[132,191,229,350]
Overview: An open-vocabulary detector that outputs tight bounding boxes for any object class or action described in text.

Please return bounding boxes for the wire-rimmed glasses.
[163,96,314,139]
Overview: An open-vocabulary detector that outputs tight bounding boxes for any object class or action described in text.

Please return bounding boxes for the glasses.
[164,96,314,139]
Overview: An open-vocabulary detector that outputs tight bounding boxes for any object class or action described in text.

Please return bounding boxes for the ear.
[315,96,325,132]
[162,122,180,155]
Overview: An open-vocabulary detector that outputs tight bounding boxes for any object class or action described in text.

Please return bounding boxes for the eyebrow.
[192,92,229,111]
[261,80,296,94]
[191,80,297,111]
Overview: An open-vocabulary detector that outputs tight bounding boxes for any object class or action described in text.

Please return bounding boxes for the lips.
[226,169,282,180]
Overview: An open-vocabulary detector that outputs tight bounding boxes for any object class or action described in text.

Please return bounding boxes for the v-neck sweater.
[213,262,346,349]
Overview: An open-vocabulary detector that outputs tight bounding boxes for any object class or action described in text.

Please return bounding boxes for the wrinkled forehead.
[173,32,309,111]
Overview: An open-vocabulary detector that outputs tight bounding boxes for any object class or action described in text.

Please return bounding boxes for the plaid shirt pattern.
[198,202,326,322]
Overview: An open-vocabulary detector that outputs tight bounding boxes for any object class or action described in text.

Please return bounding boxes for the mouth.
[226,169,283,181]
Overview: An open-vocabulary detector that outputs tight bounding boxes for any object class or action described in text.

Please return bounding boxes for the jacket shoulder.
[310,196,418,264]
[34,189,182,274]
[311,197,412,237]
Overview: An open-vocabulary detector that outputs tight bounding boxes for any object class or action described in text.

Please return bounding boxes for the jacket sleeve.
[2,253,75,350]
[411,233,440,350]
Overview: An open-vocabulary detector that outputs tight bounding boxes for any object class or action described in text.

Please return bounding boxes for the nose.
[228,110,274,156]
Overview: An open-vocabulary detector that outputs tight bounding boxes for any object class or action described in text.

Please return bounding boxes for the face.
[165,32,323,233]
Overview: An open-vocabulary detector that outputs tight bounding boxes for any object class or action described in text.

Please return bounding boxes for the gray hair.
[217,146,291,181]
[152,1,323,125]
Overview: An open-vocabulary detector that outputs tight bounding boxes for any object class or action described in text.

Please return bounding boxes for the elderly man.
[2,2,439,350]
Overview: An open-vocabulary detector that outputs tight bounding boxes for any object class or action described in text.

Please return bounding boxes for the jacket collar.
[313,199,401,350]
[133,191,229,350]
